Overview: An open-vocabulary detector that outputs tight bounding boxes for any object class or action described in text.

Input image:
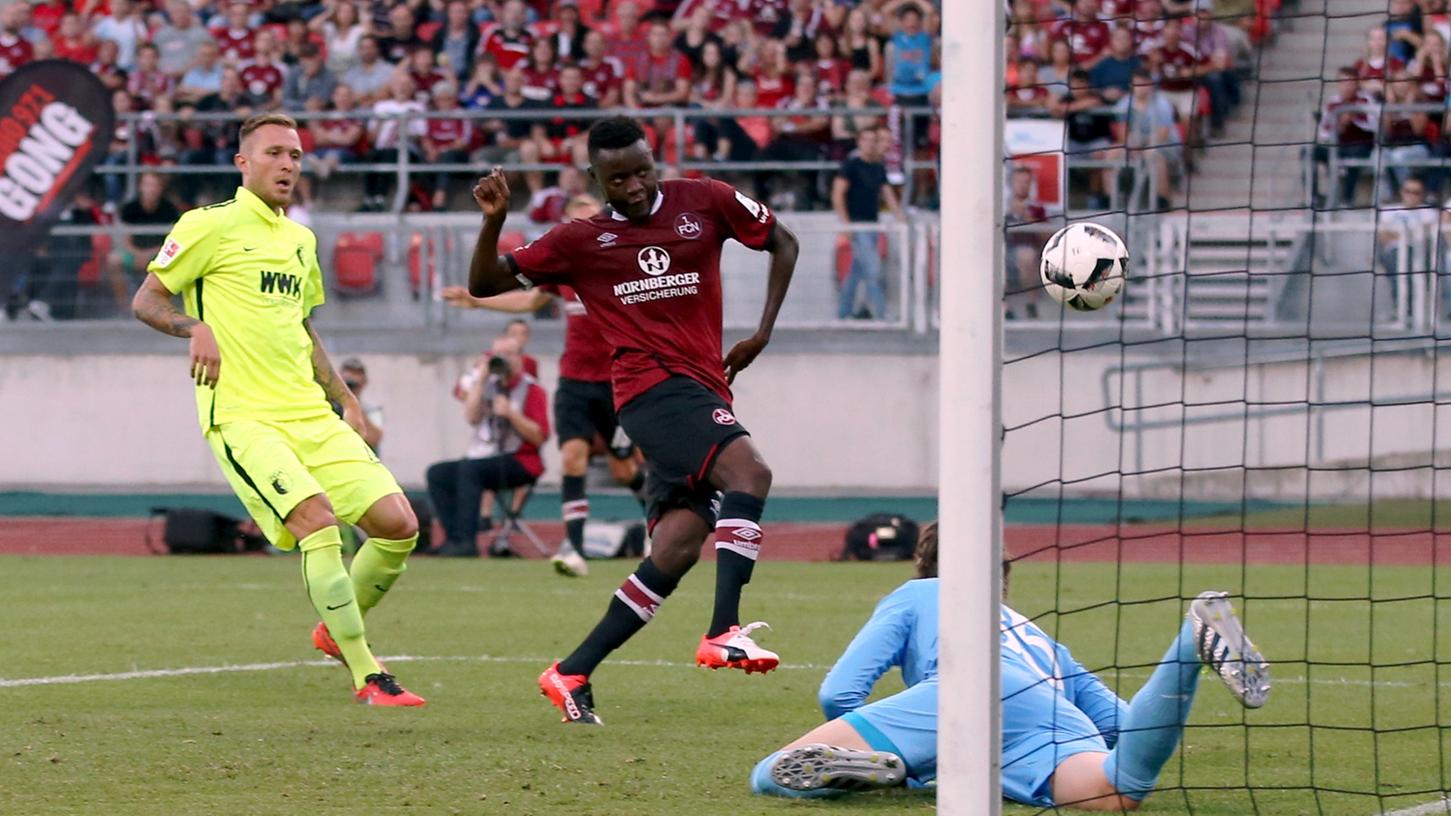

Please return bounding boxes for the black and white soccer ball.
[1038,222,1129,311]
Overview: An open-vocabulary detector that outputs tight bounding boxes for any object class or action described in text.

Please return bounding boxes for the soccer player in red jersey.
[467,116,800,725]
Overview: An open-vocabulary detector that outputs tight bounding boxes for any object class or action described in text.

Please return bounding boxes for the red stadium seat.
[78,233,112,285]
[333,232,383,295]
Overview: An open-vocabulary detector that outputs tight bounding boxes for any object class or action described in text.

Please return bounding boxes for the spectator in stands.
[527,164,589,224]
[759,73,831,207]
[107,172,182,314]
[379,3,427,64]
[155,0,212,77]
[1089,26,1140,102]
[1377,176,1436,315]
[433,0,481,79]
[1108,67,1181,210]
[811,32,850,98]
[777,0,829,64]
[624,20,693,108]
[1039,38,1074,98]
[1004,165,1049,319]
[1049,0,1111,67]
[93,0,147,70]
[1380,69,1435,203]
[833,127,901,320]
[551,0,591,61]
[240,30,288,108]
[1313,66,1377,207]
[1133,0,1168,41]
[481,67,551,196]
[1387,0,1424,65]
[829,67,886,156]
[689,39,739,158]
[177,41,225,103]
[343,35,396,103]
[519,36,561,102]
[1147,17,1207,132]
[1411,29,1449,108]
[1007,56,1052,113]
[718,80,772,160]
[425,336,550,558]
[340,358,385,453]
[278,19,316,67]
[602,0,648,64]
[463,54,505,108]
[408,44,451,102]
[309,83,366,179]
[285,43,337,109]
[213,1,257,65]
[674,2,721,67]
[578,28,624,107]
[51,12,96,65]
[1052,68,1116,209]
[91,38,128,92]
[362,73,427,211]
[1357,26,1403,99]
[311,0,370,74]
[548,63,595,165]
[838,6,882,82]
[16,191,103,321]
[422,82,474,210]
[752,38,795,108]
[129,43,176,109]
[479,0,533,71]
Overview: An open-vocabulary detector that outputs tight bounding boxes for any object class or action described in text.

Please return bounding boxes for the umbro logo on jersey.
[597,232,618,245]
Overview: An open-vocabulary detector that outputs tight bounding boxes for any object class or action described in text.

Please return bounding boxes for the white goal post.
[937,0,1004,813]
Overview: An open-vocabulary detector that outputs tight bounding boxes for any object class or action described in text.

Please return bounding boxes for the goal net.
[978,0,1451,813]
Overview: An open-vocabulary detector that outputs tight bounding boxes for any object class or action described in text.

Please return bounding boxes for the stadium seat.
[78,233,111,285]
[332,232,384,295]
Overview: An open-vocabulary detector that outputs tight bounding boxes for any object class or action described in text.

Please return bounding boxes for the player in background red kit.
[467,116,799,726]
[441,194,648,578]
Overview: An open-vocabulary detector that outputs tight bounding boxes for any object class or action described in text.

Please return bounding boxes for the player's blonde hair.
[238,113,299,146]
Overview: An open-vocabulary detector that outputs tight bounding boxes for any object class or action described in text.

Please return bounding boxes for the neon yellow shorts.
[205,414,403,550]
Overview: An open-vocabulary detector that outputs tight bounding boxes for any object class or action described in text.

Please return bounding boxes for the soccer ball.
[1039,223,1129,311]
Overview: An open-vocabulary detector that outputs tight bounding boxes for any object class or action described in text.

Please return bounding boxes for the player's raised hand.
[723,333,769,384]
[189,322,221,388]
[472,167,511,219]
[439,285,477,308]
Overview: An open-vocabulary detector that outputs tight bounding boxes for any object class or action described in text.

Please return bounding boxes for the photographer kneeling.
[425,337,551,557]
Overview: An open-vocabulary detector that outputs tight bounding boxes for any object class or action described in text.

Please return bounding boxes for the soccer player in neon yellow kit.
[131,113,425,706]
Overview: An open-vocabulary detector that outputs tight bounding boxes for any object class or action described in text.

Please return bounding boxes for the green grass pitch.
[3,555,1450,815]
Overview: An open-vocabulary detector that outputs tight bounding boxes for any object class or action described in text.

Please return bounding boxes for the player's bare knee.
[560,441,590,474]
[286,495,338,538]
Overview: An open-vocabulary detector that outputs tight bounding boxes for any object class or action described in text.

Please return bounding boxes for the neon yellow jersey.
[148,186,332,431]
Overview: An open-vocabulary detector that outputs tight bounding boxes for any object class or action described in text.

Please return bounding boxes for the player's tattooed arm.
[304,319,366,434]
[133,273,222,388]
[132,273,200,338]
[723,221,799,383]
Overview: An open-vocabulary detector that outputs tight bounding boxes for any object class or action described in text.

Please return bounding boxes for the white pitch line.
[0,654,832,689]
[1381,798,1451,816]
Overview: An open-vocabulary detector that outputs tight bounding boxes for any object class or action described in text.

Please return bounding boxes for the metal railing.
[99,105,940,211]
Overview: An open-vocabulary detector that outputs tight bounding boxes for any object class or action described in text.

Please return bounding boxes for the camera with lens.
[487,355,510,377]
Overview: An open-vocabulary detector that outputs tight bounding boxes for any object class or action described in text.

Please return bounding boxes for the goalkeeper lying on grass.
[750,523,1271,810]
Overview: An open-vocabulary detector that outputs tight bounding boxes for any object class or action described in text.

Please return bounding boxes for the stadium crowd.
[0,0,943,212]
[1004,0,1264,214]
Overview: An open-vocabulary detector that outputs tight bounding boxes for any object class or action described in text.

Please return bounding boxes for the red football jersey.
[509,178,776,410]
[1049,18,1110,63]
[481,26,533,70]
[0,33,34,76]
[425,116,472,148]
[241,62,285,98]
[1154,43,1202,92]
[579,56,623,101]
[215,27,255,62]
[540,284,614,382]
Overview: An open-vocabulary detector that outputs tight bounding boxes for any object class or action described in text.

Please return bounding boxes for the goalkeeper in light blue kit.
[749,522,1272,810]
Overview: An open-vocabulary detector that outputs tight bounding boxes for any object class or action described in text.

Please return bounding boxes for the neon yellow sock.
[351,535,417,616]
[300,527,379,689]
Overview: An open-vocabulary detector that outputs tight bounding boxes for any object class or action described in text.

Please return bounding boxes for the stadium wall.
[0,351,941,492]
